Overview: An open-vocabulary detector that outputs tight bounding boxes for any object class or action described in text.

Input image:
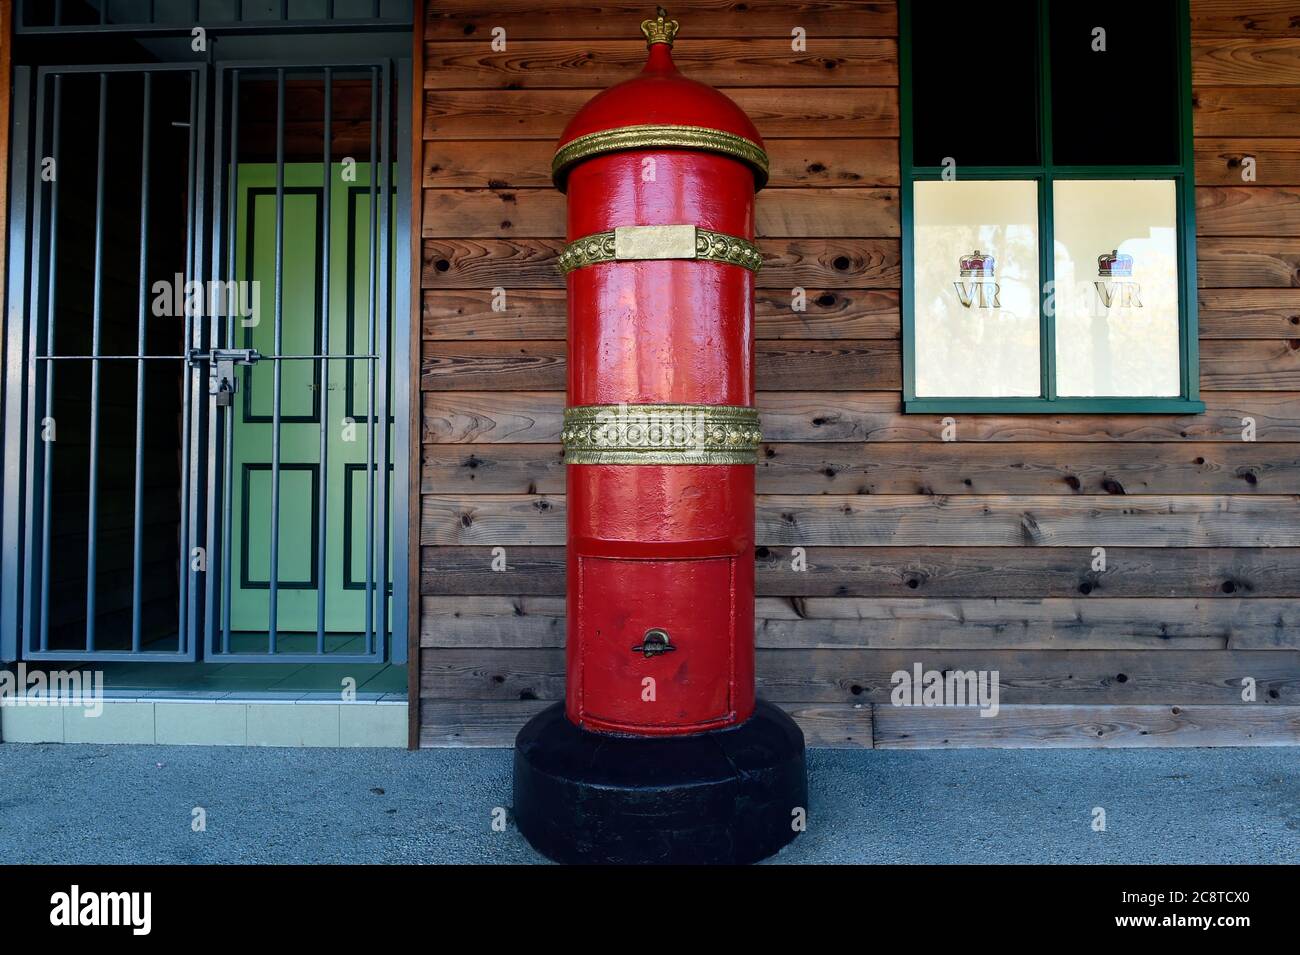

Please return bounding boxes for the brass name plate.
[614,224,698,261]
[557,227,762,275]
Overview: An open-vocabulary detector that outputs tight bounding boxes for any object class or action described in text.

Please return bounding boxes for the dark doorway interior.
[42,70,193,652]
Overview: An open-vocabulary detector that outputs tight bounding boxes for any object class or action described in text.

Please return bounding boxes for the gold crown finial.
[640,6,679,47]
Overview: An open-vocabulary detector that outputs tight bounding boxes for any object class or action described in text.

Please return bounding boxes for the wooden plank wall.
[417,0,1300,748]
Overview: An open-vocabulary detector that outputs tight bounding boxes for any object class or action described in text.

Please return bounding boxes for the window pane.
[911,0,1040,167]
[1053,180,1181,397]
[1050,0,1181,165]
[913,180,1042,398]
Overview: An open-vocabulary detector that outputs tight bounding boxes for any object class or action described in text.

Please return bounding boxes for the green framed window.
[899,0,1203,414]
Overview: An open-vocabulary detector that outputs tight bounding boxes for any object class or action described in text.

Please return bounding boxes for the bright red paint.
[560,39,762,735]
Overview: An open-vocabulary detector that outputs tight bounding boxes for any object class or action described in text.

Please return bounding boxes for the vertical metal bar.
[176,72,199,649]
[374,61,392,654]
[131,74,153,653]
[206,67,227,654]
[22,71,49,656]
[187,67,209,659]
[37,75,62,653]
[267,68,286,654]
[2,67,35,663]
[84,74,109,652]
[363,66,378,655]
[221,70,240,654]
[316,68,333,654]
[388,56,413,666]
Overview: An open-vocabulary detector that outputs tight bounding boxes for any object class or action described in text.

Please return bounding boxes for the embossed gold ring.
[551,123,770,191]
[562,404,762,465]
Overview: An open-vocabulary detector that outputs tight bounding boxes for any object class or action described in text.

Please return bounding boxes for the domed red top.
[551,8,768,192]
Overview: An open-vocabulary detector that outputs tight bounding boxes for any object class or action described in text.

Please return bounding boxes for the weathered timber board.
[1190,1,1300,35]
[1196,186,1300,235]
[424,87,899,139]
[418,593,1300,650]
[420,340,904,391]
[1197,238,1300,286]
[423,38,899,88]
[1193,87,1300,136]
[424,2,900,41]
[420,237,902,288]
[417,700,1300,749]
[424,138,901,189]
[1192,37,1300,84]
[419,545,1300,599]
[417,699,875,748]
[420,493,1300,547]
[421,391,1300,443]
[422,287,901,340]
[1198,288,1300,337]
[1195,140,1300,186]
[418,647,1300,704]
[870,703,1300,748]
[421,441,1300,495]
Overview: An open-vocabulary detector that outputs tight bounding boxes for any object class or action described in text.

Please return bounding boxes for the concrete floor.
[0,744,1295,864]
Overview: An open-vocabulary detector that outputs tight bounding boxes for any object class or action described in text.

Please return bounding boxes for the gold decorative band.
[551,123,770,191]
[557,225,762,275]
[562,404,762,465]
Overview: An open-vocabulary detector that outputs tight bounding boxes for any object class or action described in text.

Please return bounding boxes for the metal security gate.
[1,50,410,665]
[203,60,404,663]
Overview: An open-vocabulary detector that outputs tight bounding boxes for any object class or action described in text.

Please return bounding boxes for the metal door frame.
[0,56,411,666]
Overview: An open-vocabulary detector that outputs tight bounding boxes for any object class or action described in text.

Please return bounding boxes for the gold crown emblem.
[640,6,679,47]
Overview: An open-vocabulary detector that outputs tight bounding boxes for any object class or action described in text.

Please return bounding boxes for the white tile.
[247,703,340,747]
[339,703,407,748]
[155,702,247,745]
[0,702,65,743]
[64,702,155,744]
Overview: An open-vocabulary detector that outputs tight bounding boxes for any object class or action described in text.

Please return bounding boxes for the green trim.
[898,0,1201,414]
[905,397,1205,415]
[239,463,320,591]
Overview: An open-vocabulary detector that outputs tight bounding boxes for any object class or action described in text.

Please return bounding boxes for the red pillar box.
[513,8,807,866]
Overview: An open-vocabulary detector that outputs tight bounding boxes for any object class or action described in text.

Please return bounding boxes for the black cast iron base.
[513,700,807,865]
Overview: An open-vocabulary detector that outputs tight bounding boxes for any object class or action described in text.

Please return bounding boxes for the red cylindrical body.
[556,38,766,736]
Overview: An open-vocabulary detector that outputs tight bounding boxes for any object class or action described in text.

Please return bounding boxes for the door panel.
[225,161,394,647]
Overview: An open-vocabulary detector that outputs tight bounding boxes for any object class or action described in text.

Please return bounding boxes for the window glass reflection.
[1053,180,1181,397]
[914,180,1042,398]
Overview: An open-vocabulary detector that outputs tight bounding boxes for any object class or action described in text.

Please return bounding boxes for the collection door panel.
[578,556,736,729]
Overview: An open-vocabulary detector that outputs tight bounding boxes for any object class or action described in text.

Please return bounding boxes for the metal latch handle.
[631,628,676,658]
[190,349,261,406]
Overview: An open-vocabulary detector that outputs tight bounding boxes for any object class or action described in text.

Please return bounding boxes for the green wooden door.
[228,162,392,647]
